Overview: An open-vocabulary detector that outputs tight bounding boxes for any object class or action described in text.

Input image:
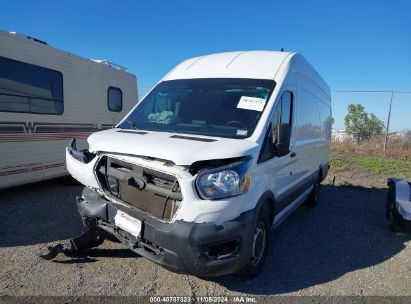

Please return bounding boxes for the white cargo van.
[64,51,331,278]
[0,30,138,189]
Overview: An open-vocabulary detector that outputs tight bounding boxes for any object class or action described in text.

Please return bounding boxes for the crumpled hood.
[87,129,259,166]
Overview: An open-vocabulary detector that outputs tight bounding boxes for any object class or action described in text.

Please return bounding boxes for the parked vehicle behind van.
[0,30,138,189]
[65,51,331,278]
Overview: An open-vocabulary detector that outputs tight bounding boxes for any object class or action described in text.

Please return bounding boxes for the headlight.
[196,159,251,200]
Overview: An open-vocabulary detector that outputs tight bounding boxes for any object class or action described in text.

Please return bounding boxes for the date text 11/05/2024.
[149,296,257,303]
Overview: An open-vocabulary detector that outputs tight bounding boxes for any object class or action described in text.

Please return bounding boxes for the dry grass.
[332,134,410,160]
[327,135,411,188]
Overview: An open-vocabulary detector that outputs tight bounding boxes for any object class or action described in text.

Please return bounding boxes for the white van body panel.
[67,51,331,225]
[87,128,259,166]
[0,30,138,189]
[162,51,292,81]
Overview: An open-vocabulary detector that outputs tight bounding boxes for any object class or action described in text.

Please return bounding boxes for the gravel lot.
[0,178,410,297]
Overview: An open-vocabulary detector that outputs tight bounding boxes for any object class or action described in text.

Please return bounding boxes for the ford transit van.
[65,51,331,278]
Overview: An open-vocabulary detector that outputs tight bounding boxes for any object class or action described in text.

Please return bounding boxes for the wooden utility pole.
[383,91,393,151]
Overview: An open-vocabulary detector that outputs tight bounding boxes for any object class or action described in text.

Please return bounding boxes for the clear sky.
[1,0,410,130]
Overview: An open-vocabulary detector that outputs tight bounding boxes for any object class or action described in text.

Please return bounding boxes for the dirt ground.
[0,176,410,298]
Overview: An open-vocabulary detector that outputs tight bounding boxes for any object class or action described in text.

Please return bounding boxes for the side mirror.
[275,123,291,156]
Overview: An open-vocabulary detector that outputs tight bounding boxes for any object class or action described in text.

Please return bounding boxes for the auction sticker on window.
[237,96,266,112]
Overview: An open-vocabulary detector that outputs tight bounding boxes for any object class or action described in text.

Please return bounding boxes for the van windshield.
[119,78,276,139]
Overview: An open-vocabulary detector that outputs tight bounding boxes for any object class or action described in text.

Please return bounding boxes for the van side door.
[258,90,296,214]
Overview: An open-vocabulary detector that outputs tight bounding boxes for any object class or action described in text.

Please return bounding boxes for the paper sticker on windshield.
[237,129,248,136]
[237,96,266,112]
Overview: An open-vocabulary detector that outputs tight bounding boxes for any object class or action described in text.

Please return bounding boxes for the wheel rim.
[251,222,266,266]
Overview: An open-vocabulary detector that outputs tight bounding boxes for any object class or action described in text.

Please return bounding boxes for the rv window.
[0,56,63,115]
[108,87,122,112]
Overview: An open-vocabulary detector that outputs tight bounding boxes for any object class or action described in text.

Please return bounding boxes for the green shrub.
[354,156,411,179]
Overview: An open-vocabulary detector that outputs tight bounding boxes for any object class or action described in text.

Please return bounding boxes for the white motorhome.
[64,51,331,278]
[0,30,138,190]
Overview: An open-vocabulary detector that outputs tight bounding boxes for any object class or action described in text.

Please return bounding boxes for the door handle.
[290,152,296,157]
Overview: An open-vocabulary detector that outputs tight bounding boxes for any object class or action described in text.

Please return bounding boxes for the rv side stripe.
[0,132,92,142]
[0,121,114,135]
[0,163,65,176]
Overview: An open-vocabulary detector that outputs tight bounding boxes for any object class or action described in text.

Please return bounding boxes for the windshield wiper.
[126,119,139,130]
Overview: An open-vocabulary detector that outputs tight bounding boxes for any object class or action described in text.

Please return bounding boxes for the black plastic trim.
[169,135,217,142]
[116,130,148,135]
[275,173,315,214]
[77,187,256,277]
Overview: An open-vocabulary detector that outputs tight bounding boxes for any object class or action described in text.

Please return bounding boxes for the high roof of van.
[162,51,330,95]
[163,51,294,81]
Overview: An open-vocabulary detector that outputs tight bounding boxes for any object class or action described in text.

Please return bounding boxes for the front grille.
[118,181,175,220]
[97,156,182,221]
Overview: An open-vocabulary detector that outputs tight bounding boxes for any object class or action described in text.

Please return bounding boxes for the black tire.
[385,184,394,218]
[89,229,106,248]
[239,204,270,280]
[386,185,404,232]
[389,207,404,232]
[304,175,321,208]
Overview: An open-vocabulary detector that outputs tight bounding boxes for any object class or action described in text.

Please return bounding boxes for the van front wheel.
[239,205,270,279]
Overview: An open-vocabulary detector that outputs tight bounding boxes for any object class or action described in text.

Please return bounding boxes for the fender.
[241,172,271,213]
[254,190,275,226]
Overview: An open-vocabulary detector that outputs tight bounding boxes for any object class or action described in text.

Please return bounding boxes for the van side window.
[272,91,293,144]
[108,86,122,112]
[258,91,293,162]
[280,91,293,126]
[0,56,64,115]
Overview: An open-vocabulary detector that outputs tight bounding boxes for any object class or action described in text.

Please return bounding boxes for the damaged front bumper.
[77,187,256,277]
